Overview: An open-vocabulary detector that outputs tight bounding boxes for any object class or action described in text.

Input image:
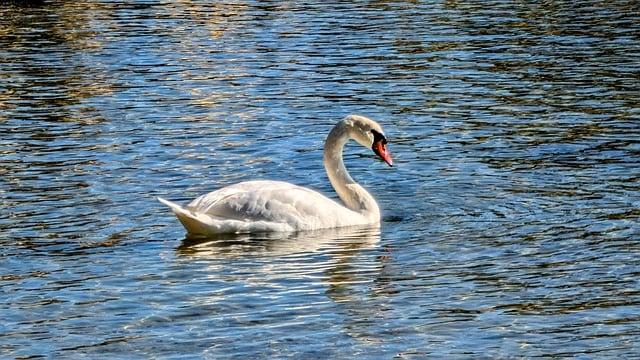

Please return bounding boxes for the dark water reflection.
[1,1,639,358]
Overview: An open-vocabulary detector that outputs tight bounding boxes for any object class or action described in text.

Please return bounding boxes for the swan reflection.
[176,225,381,257]
[174,225,396,343]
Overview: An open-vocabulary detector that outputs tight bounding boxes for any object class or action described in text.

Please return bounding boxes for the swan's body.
[159,115,392,236]
[159,180,373,233]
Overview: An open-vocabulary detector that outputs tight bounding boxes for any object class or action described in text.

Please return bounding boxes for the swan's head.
[344,115,393,167]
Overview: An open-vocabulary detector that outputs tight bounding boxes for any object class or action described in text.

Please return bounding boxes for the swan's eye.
[370,129,387,144]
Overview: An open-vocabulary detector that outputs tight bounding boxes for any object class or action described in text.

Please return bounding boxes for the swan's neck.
[323,121,380,221]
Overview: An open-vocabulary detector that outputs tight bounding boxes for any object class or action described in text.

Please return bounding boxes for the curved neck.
[323,120,380,221]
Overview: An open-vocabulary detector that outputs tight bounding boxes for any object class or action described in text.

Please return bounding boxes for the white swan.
[158,115,393,236]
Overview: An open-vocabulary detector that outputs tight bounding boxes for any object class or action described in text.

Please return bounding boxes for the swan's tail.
[158,197,220,236]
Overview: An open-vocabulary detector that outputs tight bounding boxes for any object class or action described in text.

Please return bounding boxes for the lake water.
[1,1,639,358]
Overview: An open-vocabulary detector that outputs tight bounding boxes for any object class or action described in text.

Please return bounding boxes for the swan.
[158,115,393,236]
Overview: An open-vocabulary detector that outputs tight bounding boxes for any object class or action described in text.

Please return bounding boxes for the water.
[1,1,639,358]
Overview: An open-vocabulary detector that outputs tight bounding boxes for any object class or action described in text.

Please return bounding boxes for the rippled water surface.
[2,1,639,358]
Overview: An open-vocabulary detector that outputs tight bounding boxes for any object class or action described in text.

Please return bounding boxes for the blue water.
[1,1,639,358]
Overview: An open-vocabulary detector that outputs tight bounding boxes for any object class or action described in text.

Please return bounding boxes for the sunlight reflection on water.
[1,1,639,358]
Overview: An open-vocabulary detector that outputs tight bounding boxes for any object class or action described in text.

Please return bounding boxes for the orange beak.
[373,141,393,167]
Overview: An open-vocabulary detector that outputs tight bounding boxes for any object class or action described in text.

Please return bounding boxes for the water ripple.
[1,1,639,358]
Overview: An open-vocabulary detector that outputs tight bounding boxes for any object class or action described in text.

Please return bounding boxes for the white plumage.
[159,115,392,236]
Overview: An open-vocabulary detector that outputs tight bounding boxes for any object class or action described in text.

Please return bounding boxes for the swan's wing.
[186,180,364,230]
[158,196,294,235]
